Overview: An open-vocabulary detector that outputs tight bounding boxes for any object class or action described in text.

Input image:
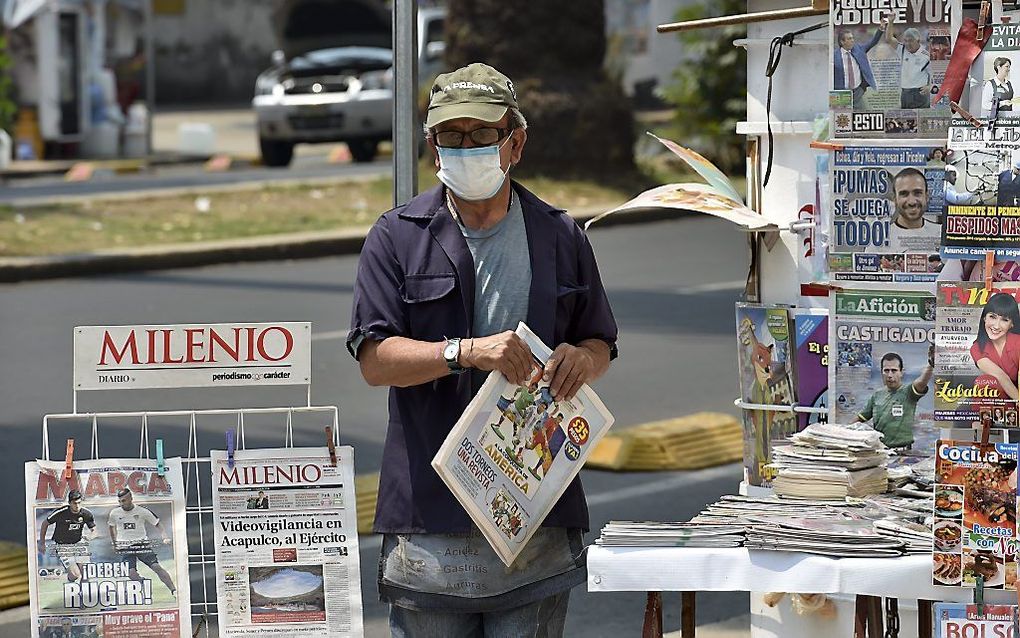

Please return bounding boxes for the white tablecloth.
[587,546,1016,603]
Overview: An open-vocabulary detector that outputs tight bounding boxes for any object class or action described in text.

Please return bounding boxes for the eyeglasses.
[433,127,511,148]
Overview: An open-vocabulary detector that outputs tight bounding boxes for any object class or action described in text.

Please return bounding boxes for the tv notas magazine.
[432,322,614,566]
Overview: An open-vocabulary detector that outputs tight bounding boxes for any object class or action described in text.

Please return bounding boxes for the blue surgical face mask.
[436,137,511,201]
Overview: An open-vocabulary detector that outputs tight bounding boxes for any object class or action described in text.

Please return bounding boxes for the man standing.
[834,27,883,109]
[998,159,1020,206]
[347,62,617,636]
[38,490,95,583]
[108,488,177,597]
[853,351,933,448]
[887,24,931,109]
[945,165,976,205]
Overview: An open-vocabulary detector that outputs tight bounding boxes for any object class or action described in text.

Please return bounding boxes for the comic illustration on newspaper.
[831,290,937,451]
[830,0,952,138]
[794,308,829,432]
[26,458,191,638]
[945,115,1020,259]
[935,281,1020,428]
[933,440,1018,589]
[828,146,945,284]
[211,447,363,638]
[736,304,798,487]
[432,322,614,567]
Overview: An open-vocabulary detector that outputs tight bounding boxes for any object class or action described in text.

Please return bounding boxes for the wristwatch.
[443,338,466,374]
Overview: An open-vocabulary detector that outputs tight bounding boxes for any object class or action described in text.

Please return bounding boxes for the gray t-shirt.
[458,188,532,393]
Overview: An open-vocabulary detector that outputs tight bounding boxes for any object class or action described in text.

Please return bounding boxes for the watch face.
[444,342,458,361]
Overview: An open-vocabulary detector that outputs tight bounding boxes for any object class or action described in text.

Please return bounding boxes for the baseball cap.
[67,490,82,502]
[426,63,518,128]
[116,488,131,498]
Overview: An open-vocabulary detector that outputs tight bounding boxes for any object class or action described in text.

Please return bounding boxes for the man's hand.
[464,331,537,386]
[543,344,597,402]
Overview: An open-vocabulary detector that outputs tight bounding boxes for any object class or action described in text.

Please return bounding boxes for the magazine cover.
[828,145,945,284]
[431,322,615,566]
[944,115,1020,259]
[25,458,191,638]
[830,0,952,138]
[935,282,1020,428]
[934,603,1020,636]
[736,304,798,486]
[211,447,363,638]
[933,440,1018,589]
[794,309,829,431]
[831,290,937,451]
[965,23,1020,119]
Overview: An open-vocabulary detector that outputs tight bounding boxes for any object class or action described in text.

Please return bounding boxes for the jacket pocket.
[402,273,459,340]
[402,273,456,303]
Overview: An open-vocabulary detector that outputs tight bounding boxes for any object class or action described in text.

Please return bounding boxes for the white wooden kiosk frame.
[583,1,989,636]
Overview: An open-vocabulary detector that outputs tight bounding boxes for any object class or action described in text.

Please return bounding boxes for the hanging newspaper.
[964,22,1020,120]
[828,145,945,284]
[933,439,1018,589]
[26,458,191,638]
[934,603,1020,636]
[944,115,1020,259]
[830,0,952,138]
[935,281,1020,428]
[831,290,937,451]
[432,322,614,566]
[211,447,363,638]
[736,304,798,487]
[793,309,829,431]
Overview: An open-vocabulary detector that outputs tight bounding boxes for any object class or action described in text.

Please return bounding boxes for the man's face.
[431,114,522,171]
[905,34,921,53]
[69,498,81,513]
[946,171,957,186]
[840,32,854,50]
[894,173,928,224]
[882,360,904,389]
[931,41,950,60]
[118,492,133,510]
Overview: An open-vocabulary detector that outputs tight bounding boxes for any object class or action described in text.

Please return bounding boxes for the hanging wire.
[90,414,100,460]
[764,21,827,187]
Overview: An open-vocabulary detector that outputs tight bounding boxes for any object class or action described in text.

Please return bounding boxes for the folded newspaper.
[768,423,891,499]
[432,322,615,566]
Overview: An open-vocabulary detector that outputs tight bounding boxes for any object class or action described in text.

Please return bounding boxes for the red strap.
[933,18,991,107]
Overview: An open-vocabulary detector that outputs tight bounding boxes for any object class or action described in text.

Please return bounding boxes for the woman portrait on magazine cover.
[982,56,1015,118]
[971,292,1020,402]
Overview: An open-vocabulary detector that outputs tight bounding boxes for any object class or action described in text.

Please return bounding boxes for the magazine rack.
[39,333,342,637]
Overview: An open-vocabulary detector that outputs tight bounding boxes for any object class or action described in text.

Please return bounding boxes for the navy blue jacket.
[347,182,618,533]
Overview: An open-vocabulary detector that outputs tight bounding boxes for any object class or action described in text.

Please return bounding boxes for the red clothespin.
[325,426,337,467]
[809,141,845,151]
[978,0,992,41]
[64,439,74,480]
[950,101,984,128]
[985,251,996,293]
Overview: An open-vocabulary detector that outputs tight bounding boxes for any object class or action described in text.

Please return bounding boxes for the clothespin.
[950,101,985,128]
[975,573,986,615]
[809,141,844,151]
[156,439,165,477]
[64,439,74,480]
[985,251,996,293]
[1012,604,1018,637]
[325,426,337,467]
[980,411,993,450]
[979,0,992,41]
[226,429,236,469]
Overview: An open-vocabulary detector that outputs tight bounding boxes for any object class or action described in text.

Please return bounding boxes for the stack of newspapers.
[872,518,933,555]
[595,521,745,548]
[741,515,906,557]
[768,423,890,499]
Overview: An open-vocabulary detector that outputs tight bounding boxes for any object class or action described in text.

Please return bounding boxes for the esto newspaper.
[935,282,1020,428]
[828,145,945,284]
[26,458,191,638]
[830,0,952,138]
[432,322,614,566]
[211,447,363,638]
[831,290,937,451]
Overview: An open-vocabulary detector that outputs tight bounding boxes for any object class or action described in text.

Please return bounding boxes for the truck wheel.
[348,139,378,163]
[260,138,294,167]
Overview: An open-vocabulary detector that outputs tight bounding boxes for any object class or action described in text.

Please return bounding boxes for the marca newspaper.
[432,322,615,566]
[211,447,363,638]
[26,458,191,638]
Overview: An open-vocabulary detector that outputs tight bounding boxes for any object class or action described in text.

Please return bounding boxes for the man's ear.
[510,128,527,165]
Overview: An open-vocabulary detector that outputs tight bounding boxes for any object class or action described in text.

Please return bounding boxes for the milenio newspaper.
[432,322,615,567]
[211,447,364,638]
[26,458,191,638]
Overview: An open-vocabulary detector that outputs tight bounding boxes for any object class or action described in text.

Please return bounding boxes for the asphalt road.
[0,216,750,636]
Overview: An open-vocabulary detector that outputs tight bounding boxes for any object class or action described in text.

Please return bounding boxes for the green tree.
[659,0,746,174]
[443,0,635,180]
[0,30,16,134]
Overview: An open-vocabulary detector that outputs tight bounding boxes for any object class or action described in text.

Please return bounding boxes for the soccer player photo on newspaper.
[25,458,191,638]
[432,322,614,566]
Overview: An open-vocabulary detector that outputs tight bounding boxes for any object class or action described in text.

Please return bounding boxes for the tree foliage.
[442,0,635,180]
[0,31,17,134]
[659,0,747,174]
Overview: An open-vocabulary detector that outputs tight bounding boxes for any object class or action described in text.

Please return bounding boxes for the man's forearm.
[359,337,451,388]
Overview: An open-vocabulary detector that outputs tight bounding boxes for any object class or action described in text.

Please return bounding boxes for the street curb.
[0,206,686,284]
